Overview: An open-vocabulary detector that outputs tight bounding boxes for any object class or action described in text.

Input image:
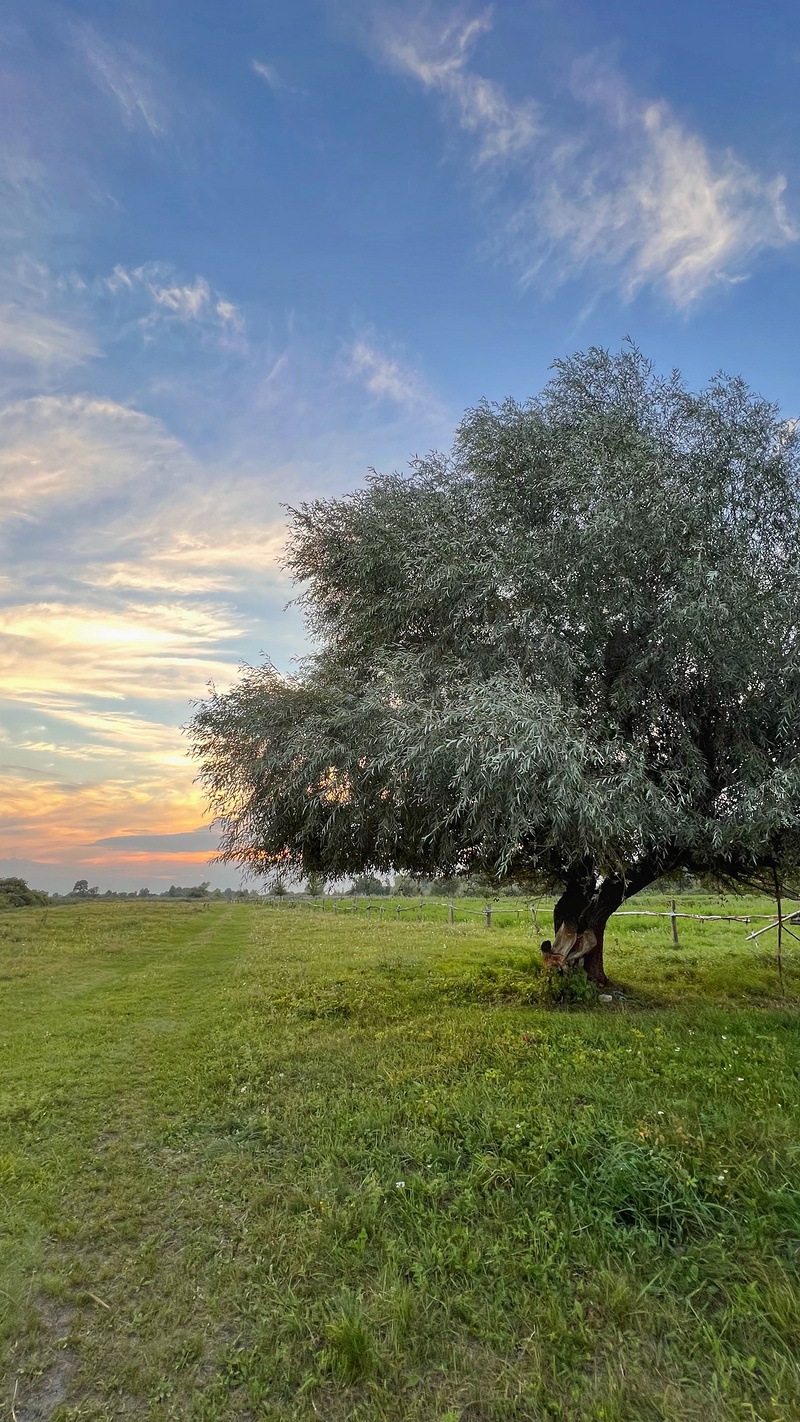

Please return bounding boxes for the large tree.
[189,347,800,984]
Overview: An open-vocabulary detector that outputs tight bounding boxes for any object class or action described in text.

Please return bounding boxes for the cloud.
[0,600,244,705]
[251,59,284,91]
[0,762,209,864]
[0,386,298,875]
[0,305,98,369]
[91,827,219,851]
[0,395,186,524]
[87,519,288,594]
[369,7,797,307]
[80,28,168,136]
[349,335,443,418]
[379,8,539,163]
[4,703,188,765]
[0,260,99,389]
[104,263,246,345]
[532,58,797,307]
[251,58,307,97]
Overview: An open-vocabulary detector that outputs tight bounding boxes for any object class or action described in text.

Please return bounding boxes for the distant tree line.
[1,877,263,908]
[0,870,734,914]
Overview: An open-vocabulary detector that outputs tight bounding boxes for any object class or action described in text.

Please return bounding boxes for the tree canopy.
[0,877,49,909]
[189,347,800,980]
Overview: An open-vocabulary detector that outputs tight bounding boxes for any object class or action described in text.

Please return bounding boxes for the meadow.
[1,896,799,1422]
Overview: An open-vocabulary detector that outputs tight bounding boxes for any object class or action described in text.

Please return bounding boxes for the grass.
[1,896,799,1422]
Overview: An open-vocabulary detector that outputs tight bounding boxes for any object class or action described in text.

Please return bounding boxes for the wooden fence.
[260,894,797,942]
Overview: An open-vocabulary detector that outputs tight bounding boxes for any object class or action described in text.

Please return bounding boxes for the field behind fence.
[257,890,798,950]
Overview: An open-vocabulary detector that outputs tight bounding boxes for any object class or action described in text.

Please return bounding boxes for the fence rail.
[258,895,793,940]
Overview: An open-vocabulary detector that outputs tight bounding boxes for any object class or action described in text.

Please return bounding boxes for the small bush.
[540,964,597,1005]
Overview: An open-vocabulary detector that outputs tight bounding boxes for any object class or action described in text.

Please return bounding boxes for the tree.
[347,873,390,896]
[189,347,800,984]
[0,877,49,909]
[71,879,98,897]
[392,875,418,898]
[186,882,211,899]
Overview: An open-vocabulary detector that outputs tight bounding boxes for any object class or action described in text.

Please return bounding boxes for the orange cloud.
[0,764,207,860]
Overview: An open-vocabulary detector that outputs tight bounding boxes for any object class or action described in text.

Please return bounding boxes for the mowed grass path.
[1,901,799,1422]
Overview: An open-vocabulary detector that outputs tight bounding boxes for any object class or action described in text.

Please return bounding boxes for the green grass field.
[2,898,799,1422]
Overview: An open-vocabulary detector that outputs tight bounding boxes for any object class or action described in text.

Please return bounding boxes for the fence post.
[334,899,338,914]
[485,905,492,928]
[773,869,785,994]
[379,905,384,921]
[418,900,423,922]
[367,902,371,919]
[448,902,454,925]
[396,903,400,920]
[352,898,357,914]
[671,899,679,948]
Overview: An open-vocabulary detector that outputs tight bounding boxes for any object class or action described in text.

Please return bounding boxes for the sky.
[1,0,799,893]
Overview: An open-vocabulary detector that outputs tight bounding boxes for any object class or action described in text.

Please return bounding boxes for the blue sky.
[1,0,799,890]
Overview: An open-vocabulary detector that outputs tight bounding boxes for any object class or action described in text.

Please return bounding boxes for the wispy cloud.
[80,27,168,137]
[91,828,219,850]
[0,382,300,874]
[533,57,797,306]
[0,600,243,704]
[85,521,288,596]
[251,59,288,93]
[5,703,188,765]
[369,6,796,307]
[379,9,539,163]
[0,305,98,369]
[251,58,307,97]
[105,263,246,345]
[349,334,444,418]
[0,395,185,523]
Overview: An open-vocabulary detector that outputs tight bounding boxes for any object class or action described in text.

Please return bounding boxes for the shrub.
[0,878,49,909]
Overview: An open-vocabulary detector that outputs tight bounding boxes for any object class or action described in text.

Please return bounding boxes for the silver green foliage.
[189,346,800,897]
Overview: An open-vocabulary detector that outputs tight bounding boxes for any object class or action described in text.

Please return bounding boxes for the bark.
[540,860,664,986]
[581,922,609,986]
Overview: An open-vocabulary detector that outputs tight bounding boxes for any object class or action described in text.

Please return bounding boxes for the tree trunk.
[541,864,660,987]
[581,922,608,986]
[550,880,617,986]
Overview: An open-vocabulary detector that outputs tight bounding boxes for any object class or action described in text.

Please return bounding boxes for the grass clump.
[321,1292,380,1383]
[0,897,799,1421]
[440,957,597,1007]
